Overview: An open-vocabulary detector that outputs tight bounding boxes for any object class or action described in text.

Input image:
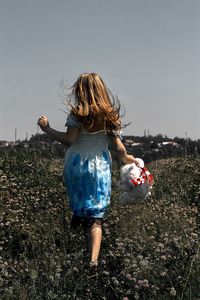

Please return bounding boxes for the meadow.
[0,149,200,300]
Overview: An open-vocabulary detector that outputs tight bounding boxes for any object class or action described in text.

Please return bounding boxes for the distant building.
[0,140,13,147]
[124,139,134,146]
[158,141,179,147]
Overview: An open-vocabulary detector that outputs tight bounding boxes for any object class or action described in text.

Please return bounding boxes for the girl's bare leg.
[89,222,102,265]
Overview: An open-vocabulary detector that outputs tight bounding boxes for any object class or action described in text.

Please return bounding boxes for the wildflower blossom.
[170,287,176,296]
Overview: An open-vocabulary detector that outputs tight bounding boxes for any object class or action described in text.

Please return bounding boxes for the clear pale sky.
[0,0,200,141]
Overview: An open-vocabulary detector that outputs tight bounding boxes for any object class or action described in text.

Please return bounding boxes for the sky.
[0,0,200,141]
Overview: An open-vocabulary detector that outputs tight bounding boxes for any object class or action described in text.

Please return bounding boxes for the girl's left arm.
[37,115,80,146]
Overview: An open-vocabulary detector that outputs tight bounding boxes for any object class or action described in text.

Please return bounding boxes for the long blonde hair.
[66,73,124,132]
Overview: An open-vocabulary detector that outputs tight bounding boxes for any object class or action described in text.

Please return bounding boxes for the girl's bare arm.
[37,115,80,146]
[109,135,138,165]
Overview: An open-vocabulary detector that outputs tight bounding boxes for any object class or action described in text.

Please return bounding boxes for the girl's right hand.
[37,115,50,132]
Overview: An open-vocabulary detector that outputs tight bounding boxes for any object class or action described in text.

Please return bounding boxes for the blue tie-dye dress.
[63,114,112,218]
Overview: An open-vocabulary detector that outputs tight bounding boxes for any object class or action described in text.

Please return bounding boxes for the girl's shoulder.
[65,114,82,128]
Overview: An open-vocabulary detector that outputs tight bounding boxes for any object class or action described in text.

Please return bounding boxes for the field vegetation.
[0,149,200,299]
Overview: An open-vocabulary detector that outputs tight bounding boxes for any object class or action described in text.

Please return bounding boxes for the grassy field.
[0,149,200,300]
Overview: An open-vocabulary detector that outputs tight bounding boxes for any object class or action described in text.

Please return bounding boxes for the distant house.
[0,141,9,148]
[38,141,51,149]
[158,141,179,147]
[130,142,143,147]
[124,139,134,146]
[124,138,143,147]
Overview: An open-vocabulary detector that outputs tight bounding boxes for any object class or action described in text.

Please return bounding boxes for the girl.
[37,73,138,267]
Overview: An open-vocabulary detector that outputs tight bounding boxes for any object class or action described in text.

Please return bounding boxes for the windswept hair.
[64,73,126,133]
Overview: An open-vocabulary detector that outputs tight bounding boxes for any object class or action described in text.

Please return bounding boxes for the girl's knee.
[91,219,103,231]
[82,217,103,230]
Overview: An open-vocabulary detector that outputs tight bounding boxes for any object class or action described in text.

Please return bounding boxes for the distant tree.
[173,137,185,146]
[29,133,54,144]
[153,134,164,143]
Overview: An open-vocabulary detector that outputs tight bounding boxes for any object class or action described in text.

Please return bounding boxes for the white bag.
[118,158,154,204]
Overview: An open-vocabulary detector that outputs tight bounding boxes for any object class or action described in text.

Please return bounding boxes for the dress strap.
[81,129,107,135]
